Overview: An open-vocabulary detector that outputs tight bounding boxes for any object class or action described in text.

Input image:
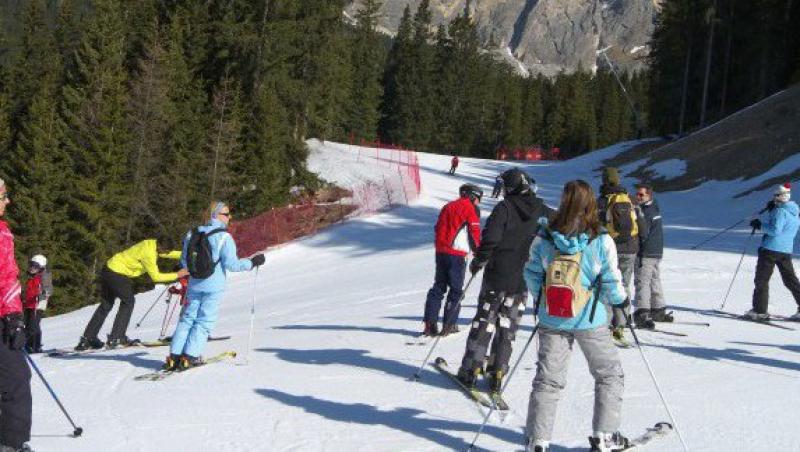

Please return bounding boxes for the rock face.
[344,0,660,76]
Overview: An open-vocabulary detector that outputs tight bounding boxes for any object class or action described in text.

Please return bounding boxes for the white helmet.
[30,254,47,268]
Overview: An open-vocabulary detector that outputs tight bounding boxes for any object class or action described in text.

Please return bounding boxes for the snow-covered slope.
[30,141,800,451]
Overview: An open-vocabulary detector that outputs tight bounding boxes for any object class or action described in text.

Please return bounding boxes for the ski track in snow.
[28,140,800,451]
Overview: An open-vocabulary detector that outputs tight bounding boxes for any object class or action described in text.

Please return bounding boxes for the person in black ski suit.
[492,174,504,198]
[456,169,553,391]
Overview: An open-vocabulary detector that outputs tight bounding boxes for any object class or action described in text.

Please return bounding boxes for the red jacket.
[0,220,22,317]
[435,197,481,257]
[24,274,41,310]
[451,156,459,168]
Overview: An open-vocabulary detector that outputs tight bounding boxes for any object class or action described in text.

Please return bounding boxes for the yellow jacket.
[106,239,181,283]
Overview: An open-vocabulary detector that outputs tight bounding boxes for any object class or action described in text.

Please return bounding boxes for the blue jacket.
[759,201,800,254]
[181,219,253,293]
[524,219,627,331]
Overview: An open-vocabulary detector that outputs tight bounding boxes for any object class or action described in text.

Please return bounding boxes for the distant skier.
[491,174,504,198]
[523,180,629,452]
[75,238,188,350]
[23,255,52,353]
[456,169,552,393]
[632,184,672,328]
[597,167,646,342]
[0,178,33,452]
[745,183,800,320]
[449,155,459,175]
[165,201,265,371]
[422,184,482,336]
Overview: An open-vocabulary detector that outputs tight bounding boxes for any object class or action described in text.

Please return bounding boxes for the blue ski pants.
[170,290,222,358]
[424,253,467,327]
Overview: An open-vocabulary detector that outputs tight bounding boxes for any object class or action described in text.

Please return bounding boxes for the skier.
[597,167,646,343]
[165,201,265,371]
[422,184,482,336]
[523,180,629,452]
[75,238,188,350]
[449,155,459,175]
[632,184,671,329]
[491,174,504,198]
[456,169,553,393]
[0,178,33,452]
[23,255,52,353]
[745,183,800,320]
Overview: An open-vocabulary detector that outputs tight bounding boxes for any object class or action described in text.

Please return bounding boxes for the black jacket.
[473,192,554,294]
[598,184,647,255]
[638,199,663,258]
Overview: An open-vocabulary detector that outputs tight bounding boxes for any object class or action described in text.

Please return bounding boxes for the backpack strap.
[584,236,604,323]
[205,228,228,264]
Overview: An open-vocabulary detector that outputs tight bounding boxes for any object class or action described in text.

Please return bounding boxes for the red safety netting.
[229,144,421,258]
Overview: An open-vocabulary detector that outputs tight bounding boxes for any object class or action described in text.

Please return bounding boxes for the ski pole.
[626,323,689,452]
[24,351,83,437]
[243,266,260,365]
[159,293,181,339]
[718,226,757,311]
[134,285,170,328]
[467,322,540,451]
[691,207,767,251]
[412,273,477,381]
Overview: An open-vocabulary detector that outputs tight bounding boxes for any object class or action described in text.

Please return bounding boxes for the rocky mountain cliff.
[345,0,661,76]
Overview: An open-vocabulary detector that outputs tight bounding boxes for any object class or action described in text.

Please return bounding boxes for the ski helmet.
[459,184,484,201]
[501,169,531,195]
[30,254,47,269]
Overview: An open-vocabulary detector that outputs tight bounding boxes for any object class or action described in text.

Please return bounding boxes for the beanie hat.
[30,254,47,268]
[602,167,620,186]
[774,182,791,203]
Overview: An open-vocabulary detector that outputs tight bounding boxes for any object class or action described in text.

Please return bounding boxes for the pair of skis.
[46,335,232,357]
[712,310,796,331]
[134,351,237,381]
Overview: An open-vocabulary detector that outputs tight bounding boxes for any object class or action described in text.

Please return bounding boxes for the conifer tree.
[347,0,384,142]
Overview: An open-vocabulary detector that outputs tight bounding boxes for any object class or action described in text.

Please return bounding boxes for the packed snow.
[28,140,800,451]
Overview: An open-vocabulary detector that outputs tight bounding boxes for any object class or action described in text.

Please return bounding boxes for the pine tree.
[207,74,245,203]
[347,0,384,142]
[380,5,414,144]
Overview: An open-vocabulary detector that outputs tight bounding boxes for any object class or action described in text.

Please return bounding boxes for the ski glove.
[750,218,762,230]
[250,254,266,267]
[2,313,27,350]
[469,258,485,275]
[766,200,776,211]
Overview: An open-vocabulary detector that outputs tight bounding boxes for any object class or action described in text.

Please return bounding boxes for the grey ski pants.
[634,257,665,310]
[526,326,624,442]
[607,253,635,327]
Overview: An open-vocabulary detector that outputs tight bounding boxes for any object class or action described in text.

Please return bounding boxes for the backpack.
[544,250,594,318]
[186,227,227,279]
[605,192,638,240]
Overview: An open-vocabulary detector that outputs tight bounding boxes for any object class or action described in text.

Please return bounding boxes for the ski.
[636,327,688,337]
[47,341,143,357]
[140,335,232,348]
[623,421,673,449]
[712,310,795,331]
[669,320,711,327]
[134,351,237,381]
[405,329,465,346]
[768,315,800,323]
[488,391,510,411]
[433,357,493,408]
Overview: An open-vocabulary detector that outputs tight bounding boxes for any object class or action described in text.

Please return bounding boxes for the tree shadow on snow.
[273,324,419,339]
[254,388,526,451]
[45,351,163,370]
[645,342,800,373]
[256,347,448,389]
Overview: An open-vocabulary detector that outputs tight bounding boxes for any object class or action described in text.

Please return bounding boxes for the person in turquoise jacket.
[522,180,630,452]
[746,183,800,320]
[166,201,265,370]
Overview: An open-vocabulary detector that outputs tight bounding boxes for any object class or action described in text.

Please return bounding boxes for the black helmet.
[459,183,483,201]
[501,168,531,195]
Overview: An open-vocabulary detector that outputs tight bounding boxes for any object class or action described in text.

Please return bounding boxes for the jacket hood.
[600,184,626,197]
[778,201,800,216]
[506,192,544,221]
[538,217,590,255]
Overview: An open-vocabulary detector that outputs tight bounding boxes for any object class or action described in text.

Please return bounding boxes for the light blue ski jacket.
[524,218,627,331]
[181,218,253,293]
[760,201,800,254]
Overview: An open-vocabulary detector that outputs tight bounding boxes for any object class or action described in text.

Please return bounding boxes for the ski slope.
[29,141,800,451]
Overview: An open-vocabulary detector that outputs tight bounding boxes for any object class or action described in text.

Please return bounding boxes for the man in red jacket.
[423,184,483,336]
[449,155,460,175]
[0,178,33,452]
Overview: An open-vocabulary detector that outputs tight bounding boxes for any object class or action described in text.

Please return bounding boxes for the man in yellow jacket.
[76,239,188,350]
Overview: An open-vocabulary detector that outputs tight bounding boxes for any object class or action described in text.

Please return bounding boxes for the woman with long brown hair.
[522,180,630,452]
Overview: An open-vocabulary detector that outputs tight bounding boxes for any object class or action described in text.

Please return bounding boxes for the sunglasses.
[218,212,231,218]
[636,192,648,198]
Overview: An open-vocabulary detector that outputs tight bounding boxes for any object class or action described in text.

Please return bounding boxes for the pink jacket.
[0,220,22,317]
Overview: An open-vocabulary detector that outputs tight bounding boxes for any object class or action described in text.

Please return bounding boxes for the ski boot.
[422,320,439,337]
[440,323,459,337]
[179,354,204,371]
[789,308,800,320]
[633,309,655,330]
[106,335,141,349]
[611,326,625,341]
[743,309,770,321]
[488,370,503,393]
[456,366,480,389]
[525,438,548,452]
[589,431,629,452]
[164,354,181,371]
[74,336,104,351]
[650,307,674,323]
[0,443,34,452]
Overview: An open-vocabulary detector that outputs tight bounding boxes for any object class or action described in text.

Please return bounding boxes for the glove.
[250,254,266,267]
[2,313,27,350]
[750,218,762,230]
[766,200,776,211]
[469,258,485,275]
